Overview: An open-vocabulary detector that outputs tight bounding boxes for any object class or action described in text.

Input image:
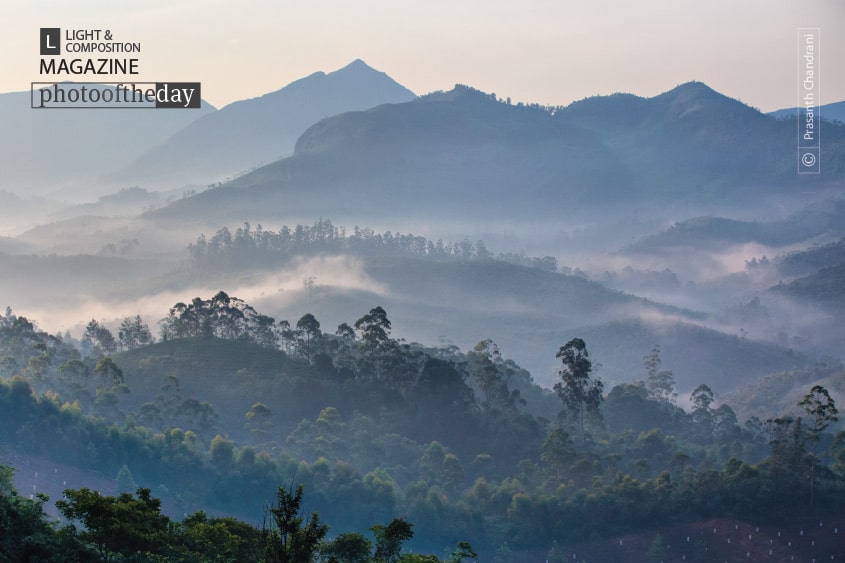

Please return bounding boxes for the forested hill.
[147,82,845,225]
[622,197,845,254]
[178,219,815,394]
[1,299,844,560]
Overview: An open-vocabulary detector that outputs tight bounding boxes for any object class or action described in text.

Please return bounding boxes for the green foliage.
[643,344,676,403]
[188,219,559,276]
[175,511,263,562]
[118,315,154,351]
[159,291,277,346]
[0,464,77,561]
[321,532,372,563]
[210,434,236,471]
[469,340,521,413]
[646,533,664,563]
[798,385,839,505]
[354,306,392,353]
[4,300,845,559]
[722,364,844,423]
[398,555,440,563]
[56,487,171,561]
[264,484,329,563]
[831,430,845,475]
[93,356,124,389]
[371,518,414,563]
[554,338,603,440]
[246,402,273,436]
[799,384,839,437]
[353,306,398,383]
[296,314,322,361]
[84,318,118,356]
[540,428,574,481]
[690,384,715,435]
[449,541,477,563]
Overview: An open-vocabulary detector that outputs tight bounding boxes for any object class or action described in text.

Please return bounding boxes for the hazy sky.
[2,0,843,111]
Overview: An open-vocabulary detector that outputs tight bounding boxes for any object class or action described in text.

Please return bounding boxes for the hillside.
[147,84,623,224]
[146,82,845,226]
[0,88,215,199]
[774,238,845,277]
[559,81,809,198]
[5,216,825,392]
[723,363,845,423]
[115,59,417,189]
[772,263,845,307]
[769,100,845,123]
[1,301,844,560]
[571,319,811,394]
[622,196,845,255]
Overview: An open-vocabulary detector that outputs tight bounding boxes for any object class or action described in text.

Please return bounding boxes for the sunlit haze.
[2,0,843,110]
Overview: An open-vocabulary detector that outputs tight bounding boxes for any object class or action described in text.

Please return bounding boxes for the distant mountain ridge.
[769,100,845,123]
[0,87,216,198]
[148,81,845,225]
[621,197,845,254]
[114,59,417,188]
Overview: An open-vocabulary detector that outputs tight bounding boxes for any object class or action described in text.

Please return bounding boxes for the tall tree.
[278,320,294,354]
[93,356,124,390]
[333,323,358,372]
[798,385,839,506]
[83,319,117,356]
[117,315,153,351]
[371,518,413,563]
[690,384,715,433]
[264,484,328,563]
[470,339,518,413]
[766,415,807,482]
[540,427,575,481]
[449,541,478,563]
[296,314,322,362]
[354,306,394,380]
[553,338,602,441]
[354,306,392,353]
[643,344,676,403]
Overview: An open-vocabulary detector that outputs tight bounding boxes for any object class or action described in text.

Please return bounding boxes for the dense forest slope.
[0,299,843,560]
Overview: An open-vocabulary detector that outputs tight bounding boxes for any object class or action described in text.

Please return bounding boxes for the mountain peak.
[660,81,723,101]
[418,84,499,104]
[673,80,716,92]
[345,58,370,68]
[114,58,416,189]
[655,80,762,119]
[323,59,416,99]
[331,59,377,76]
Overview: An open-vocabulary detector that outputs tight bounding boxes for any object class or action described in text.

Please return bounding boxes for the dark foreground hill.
[1,301,844,560]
